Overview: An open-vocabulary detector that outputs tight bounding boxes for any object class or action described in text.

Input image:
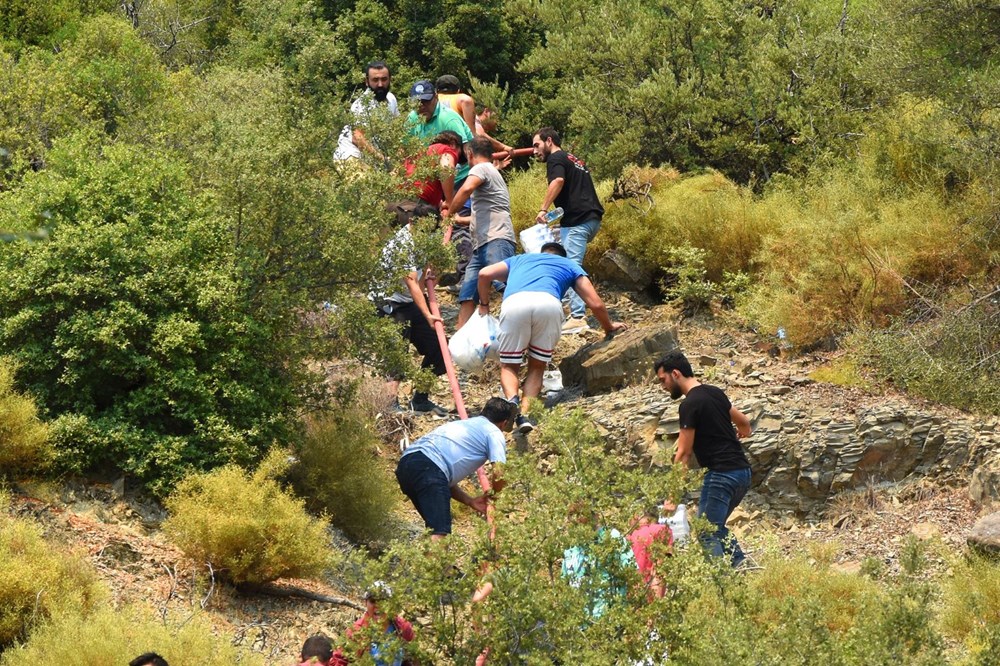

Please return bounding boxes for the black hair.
[129,654,168,666]
[653,350,693,378]
[365,60,391,77]
[435,74,461,93]
[468,135,494,159]
[534,127,561,146]
[430,130,464,150]
[540,242,567,257]
[301,635,334,662]
[481,397,517,425]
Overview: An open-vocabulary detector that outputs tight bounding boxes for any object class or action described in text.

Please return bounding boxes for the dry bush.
[0,357,52,476]
[0,605,263,666]
[0,506,105,648]
[163,453,331,585]
[287,409,399,544]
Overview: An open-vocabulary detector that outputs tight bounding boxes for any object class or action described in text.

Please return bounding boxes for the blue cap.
[409,80,436,101]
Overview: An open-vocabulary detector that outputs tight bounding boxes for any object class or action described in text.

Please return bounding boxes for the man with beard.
[334,61,399,162]
[654,351,753,568]
[531,127,604,334]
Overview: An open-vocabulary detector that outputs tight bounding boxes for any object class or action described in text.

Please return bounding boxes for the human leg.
[697,468,751,565]
[499,363,521,402]
[456,245,487,329]
[403,304,448,415]
[496,292,534,396]
[559,218,602,318]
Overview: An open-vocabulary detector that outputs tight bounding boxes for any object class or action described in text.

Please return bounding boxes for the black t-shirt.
[546,151,604,227]
[678,384,751,472]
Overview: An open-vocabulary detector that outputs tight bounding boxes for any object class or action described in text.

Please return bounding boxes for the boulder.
[970,457,1000,506]
[596,249,653,291]
[559,325,679,395]
[968,512,1000,556]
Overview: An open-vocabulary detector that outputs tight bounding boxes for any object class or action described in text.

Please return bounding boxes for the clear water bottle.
[542,207,564,225]
[661,503,690,545]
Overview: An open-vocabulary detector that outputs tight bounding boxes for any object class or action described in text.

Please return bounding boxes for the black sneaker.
[515,415,535,434]
[410,397,449,417]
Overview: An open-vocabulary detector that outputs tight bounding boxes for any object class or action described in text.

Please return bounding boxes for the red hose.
[491,147,534,161]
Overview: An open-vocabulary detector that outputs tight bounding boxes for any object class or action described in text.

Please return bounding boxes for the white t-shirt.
[404,416,507,485]
[370,225,419,304]
[334,90,399,161]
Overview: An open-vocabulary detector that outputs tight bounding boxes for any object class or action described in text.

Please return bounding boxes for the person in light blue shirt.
[395,398,516,538]
[476,243,627,433]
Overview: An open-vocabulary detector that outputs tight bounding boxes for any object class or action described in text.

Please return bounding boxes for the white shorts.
[496,291,563,365]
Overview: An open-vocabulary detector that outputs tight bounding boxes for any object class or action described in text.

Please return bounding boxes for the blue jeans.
[559,218,601,318]
[698,467,751,566]
[458,238,516,302]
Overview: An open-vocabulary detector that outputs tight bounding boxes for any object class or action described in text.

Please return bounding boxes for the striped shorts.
[496,291,563,365]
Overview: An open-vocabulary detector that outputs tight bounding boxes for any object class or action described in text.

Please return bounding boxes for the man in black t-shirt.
[654,351,753,568]
[532,127,604,334]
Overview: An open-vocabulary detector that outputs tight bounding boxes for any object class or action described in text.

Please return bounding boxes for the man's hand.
[426,313,443,326]
[605,321,628,337]
[467,494,489,515]
[535,210,548,225]
[736,422,752,439]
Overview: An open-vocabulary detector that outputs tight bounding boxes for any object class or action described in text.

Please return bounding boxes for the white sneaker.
[561,317,589,335]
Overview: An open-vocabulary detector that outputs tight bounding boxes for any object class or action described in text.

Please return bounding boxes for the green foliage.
[809,357,869,390]
[0,605,264,666]
[163,452,331,585]
[0,136,301,493]
[942,555,1000,661]
[854,297,1000,415]
[662,244,716,314]
[287,406,400,544]
[0,510,105,648]
[0,357,52,476]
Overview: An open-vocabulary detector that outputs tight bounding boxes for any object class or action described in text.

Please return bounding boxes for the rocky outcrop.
[596,249,654,291]
[559,325,679,395]
[970,457,1000,506]
[567,353,999,515]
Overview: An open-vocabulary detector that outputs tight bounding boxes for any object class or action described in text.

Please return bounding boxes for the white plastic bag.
[519,223,556,254]
[448,311,500,372]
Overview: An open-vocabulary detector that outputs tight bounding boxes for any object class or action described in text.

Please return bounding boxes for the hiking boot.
[561,316,589,335]
[515,414,535,434]
[410,396,449,417]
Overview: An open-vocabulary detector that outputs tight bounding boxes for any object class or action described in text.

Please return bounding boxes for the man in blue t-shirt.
[395,398,516,538]
[476,242,627,433]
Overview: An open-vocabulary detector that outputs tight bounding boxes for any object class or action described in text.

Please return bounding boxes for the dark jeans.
[377,301,446,378]
[396,451,452,535]
[698,467,751,566]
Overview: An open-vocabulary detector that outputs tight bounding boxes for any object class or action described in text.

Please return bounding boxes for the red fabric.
[405,143,459,206]
[627,523,672,583]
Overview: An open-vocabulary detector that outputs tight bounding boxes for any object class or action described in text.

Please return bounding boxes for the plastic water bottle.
[542,207,564,225]
[662,504,690,545]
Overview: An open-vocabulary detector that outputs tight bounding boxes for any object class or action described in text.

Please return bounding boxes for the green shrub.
[0,135,303,495]
[0,605,264,666]
[0,357,51,476]
[163,453,331,585]
[0,510,105,648]
[855,298,1000,415]
[941,555,1000,662]
[288,408,399,544]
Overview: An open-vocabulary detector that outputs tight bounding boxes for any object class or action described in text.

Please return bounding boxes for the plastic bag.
[519,223,556,254]
[448,311,500,372]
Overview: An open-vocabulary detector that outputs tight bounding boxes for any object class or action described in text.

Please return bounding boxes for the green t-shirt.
[407,103,474,182]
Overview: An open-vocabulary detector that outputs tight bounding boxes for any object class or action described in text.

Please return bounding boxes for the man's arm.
[352,128,383,160]
[476,261,510,313]
[536,177,565,224]
[674,427,695,468]
[451,484,488,515]
[403,271,443,326]
[730,407,752,439]
[439,152,457,213]
[448,174,483,217]
[572,276,627,335]
[457,94,477,133]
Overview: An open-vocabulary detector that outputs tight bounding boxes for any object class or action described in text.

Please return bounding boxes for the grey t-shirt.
[468,162,515,250]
